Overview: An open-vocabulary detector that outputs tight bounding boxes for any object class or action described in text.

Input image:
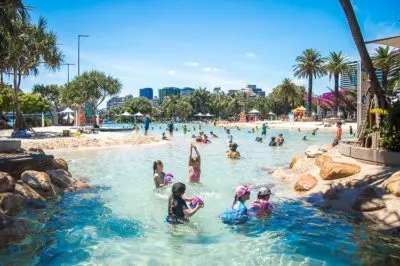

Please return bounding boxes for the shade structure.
[293,106,306,112]
[205,113,213,117]
[121,111,132,116]
[365,35,400,48]
[60,107,74,114]
[195,112,204,116]
[63,114,74,120]
[134,112,144,117]
[248,109,260,114]
[268,111,276,116]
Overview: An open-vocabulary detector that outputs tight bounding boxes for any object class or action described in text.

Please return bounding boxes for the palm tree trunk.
[339,0,388,111]
[308,74,313,116]
[12,71,24,131]
[334,73,339,117]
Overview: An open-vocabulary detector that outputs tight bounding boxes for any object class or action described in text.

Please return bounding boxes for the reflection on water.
[1,125,399,265]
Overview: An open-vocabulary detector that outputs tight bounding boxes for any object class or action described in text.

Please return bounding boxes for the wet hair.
[271,136,276,141]
[230,142,238,151]
[279,134,283,137]
[172,182,186,198]
[153,160,163,174]
[257,192,268,199]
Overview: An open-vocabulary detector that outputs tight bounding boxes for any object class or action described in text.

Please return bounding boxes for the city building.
[241,85,266,97]
[139,88,153,100]
[158,87,180,101]
[180,87,195,96]
[340,61,383,89]
[106,94,133,109]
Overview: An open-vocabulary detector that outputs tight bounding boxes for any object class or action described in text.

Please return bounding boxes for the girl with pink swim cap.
[188,144,201,183]
[220,185,251,225]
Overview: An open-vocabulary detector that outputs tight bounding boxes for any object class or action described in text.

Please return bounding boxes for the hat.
[258,187,271,196]
[235,185,251,198]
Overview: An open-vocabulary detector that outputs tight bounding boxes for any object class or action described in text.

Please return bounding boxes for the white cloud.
[203,67,220,73]
[245,52,255,58]
[184,61,199,67]
[292,78,307,86]
[167,70,176,75]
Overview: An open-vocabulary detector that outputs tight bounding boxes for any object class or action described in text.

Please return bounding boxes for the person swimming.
[302,135,308,141]
[269,137,277,146]
[220,185,251,225]
[227,142,241,159]
[153,160,167,188]
[202,135,211,144]
[255,137,263,143]
[312,128,318,136]
[166,182,203,224]
[277,134,284,146]
[188,144,201,183]
[249,187,273,218]
[210,131,218,138]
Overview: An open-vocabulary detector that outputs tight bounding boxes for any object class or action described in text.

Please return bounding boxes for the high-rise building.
[158,87,180,102]
[106,94,133,109]
[180,87,195,96]
[340,61,383,89]
[139,88,153,100]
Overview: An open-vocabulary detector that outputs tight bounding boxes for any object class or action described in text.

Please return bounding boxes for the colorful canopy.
[293,106,306,112]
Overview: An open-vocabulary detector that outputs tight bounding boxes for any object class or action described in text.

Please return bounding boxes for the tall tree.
[32,84,63,111]
[125,97,152,115]
[279,78,298,113]
[293,48,326,116]
[372,46,396,95]
[324,51,352,116]
[64,70,122,126]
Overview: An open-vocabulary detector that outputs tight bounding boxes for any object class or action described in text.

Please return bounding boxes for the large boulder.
[14,181,45,201]
[351,187,386,212]
[0,193,24,215]
[305,145,324,158]
[50,158,68,171]
[382,171,400,197]
[315,154,332,168]
[0,213,26,248]
[289,156,303,170]
[319,162,361,180]
[0,213,14,230]
[294,174,318,191]
[46,169,75,188]
[21,170,52,191]
[0,172,15,193]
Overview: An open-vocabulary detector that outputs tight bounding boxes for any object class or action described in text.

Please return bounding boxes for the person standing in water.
[144,115,151,136]
[226,129,233,144]
[167,120,174,136]
[153,160,167,188]
[332,122,342,147]
[349,125,353,135]
[261,124,267,136]
[183,125,187,134]
[277,134,284,146]
[269,136,277,146]
[188,144,201,183]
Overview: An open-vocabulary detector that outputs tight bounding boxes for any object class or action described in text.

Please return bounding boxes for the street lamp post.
[62,63,75,83]
[77,34,89,76]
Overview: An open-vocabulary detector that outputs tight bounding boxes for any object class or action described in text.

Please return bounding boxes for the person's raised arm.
[189,144,193,166]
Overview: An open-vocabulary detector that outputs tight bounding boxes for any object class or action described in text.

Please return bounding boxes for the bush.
[25,117,53,127]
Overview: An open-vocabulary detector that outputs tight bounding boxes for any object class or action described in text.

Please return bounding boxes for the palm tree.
[324,51,352,117]
[279,78,298,113]
[372,46,396,95]
[293,48,326,116]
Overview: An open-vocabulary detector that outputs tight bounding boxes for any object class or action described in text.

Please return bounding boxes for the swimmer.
[269,136,277,146]
[166,182,203,224]
[162,132,168,140]
[153,160,167,188]
[312,128,318,136]
[188,144,201,183]
[298,128,301,132]
[236,126,241,131]
[261,124,267,136]
[255,137,263,143]
[249,187,273,218]
[191,134,197,138]
[227,142,241,159]
[302,135,308,141]
[202,135,211,144]
[277,134,284,146]
[183,125,187,134]
[210,131,218,138]
[226,129,233,144]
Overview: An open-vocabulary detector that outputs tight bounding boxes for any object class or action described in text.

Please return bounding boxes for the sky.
[9,0,400,100]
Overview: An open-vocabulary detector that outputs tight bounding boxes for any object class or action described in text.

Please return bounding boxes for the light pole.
[77,34,89,76]
[62,63,75,83]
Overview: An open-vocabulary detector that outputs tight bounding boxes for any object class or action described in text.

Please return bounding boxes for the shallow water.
[2,124,400,265]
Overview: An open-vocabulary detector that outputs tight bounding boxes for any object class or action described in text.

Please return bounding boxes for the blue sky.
[11,0,400,99]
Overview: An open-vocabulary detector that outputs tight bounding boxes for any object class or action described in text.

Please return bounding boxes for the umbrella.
[134,112,144,117]
[205,113,213,117]
[294,106,306,112]
[195,113,204,116]
[60,107,74,114]
[121,111,132,116]
[268,111,276,116]
[248,109,260,114]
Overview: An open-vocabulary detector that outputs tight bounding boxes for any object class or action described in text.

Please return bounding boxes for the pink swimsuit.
[250,199,273,217]
[189,166,201,182]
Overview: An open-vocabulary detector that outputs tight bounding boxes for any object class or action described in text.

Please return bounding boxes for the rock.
[0,172,15,193]
[319,162,361,180]
[320,145,334,152]
[0,193,24,215]
[295,174,318,191]
[272,168,287,180]
[14,181,45,201]
[21,170,52,191]
[382,171,400,197]
[315,155,332,168]
[0,213,14,230]
[323,188,340,200]
[46,169,75,188]
[351,187,386,212]
[50,158,69,171]
[289,156,303,170]
[28,148,44,154]
[305,145,324,158]
[0,214,26,248]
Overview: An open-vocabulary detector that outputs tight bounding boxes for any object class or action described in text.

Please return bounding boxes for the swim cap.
[235,185,250,198]
[258,187,271,196]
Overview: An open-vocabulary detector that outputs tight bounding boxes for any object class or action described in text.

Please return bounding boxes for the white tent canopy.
[248,109,260,114]
[134,112,144,117]
[63,114,74,120]
[60,107,74,114]
[205,113,213,117]
[195,112,204,116]
[121,111,132,116]
[268,111,277,116]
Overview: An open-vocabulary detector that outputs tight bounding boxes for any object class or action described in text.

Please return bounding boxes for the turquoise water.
[2,124,400,265]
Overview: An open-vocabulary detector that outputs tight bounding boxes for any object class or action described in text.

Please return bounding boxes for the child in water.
[277,134,284,146]
[153,160,167,188]
[188,144,201,183]
[227,142,241,159]
[220,185,251,225]
[269,136,277,146]
[162,132,168,140]
[166,182,203,224]
[249,187,273,218]
[202,135,211,144]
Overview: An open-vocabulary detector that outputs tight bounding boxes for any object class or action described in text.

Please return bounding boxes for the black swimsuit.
[167,195,189,224]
